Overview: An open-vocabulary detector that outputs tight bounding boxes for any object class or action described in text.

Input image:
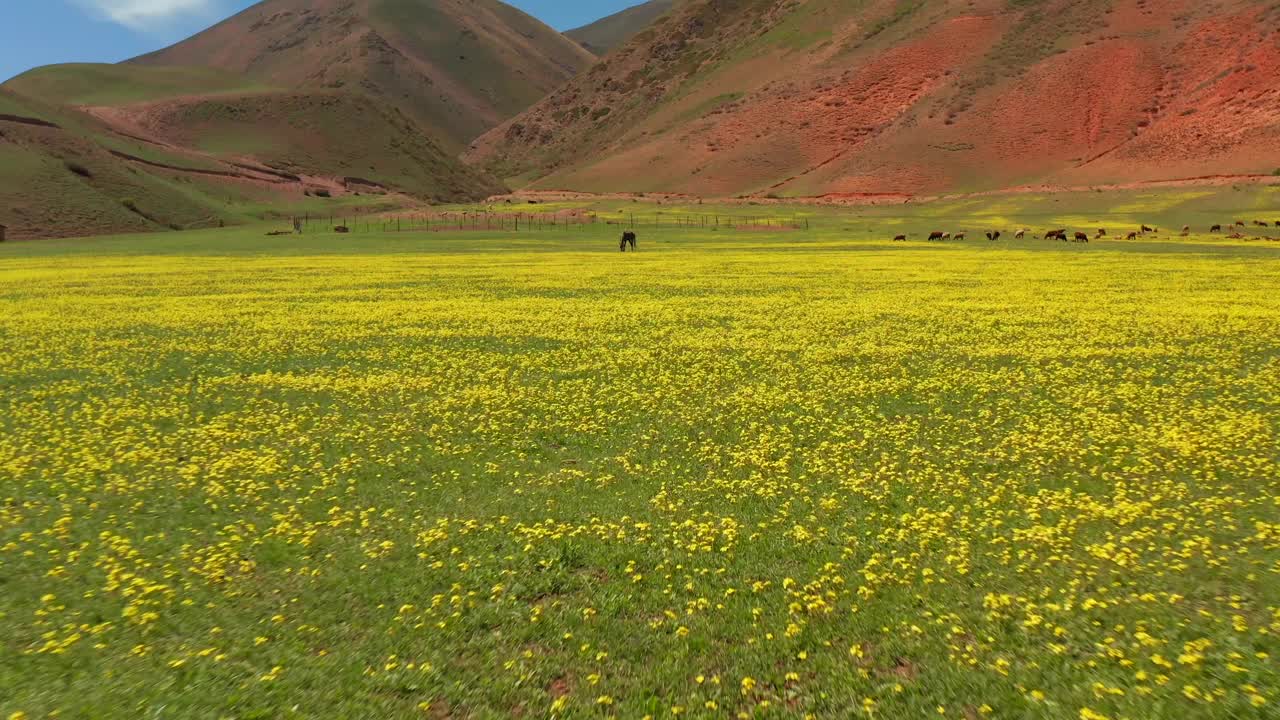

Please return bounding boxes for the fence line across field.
[287,210,811,234]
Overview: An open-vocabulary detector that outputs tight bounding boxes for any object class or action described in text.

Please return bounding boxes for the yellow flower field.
[1,228,1279,719]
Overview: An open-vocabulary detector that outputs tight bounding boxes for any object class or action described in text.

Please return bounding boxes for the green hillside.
[0,84,478,240]
[0,88,250,239]
[4,63,273,107]
[138,91,504,201]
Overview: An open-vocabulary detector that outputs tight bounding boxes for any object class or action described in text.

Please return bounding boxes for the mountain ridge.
[470,0,1280,197]
[130,0,596,150]
[565,1,675,55]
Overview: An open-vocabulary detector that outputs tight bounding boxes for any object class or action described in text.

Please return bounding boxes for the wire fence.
[288,210,811,234]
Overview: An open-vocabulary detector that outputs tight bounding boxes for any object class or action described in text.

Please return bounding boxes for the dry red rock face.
[473,0,1280,198]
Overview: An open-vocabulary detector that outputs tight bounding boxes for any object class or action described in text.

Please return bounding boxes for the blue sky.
[0,1,636,83]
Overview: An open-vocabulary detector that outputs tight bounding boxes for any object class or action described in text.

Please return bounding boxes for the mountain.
[566,1,675,55]
[469,0,1280,198]
[130,0,596,150]
[0,86,249,239]
[0,65,502,239]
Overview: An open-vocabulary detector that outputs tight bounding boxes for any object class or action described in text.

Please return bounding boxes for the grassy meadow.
[2,217,1280,719]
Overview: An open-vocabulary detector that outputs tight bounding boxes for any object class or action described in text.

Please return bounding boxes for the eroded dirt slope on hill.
[471,0,1280,197]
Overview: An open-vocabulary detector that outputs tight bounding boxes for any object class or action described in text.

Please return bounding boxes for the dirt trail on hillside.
[83,100,360,198]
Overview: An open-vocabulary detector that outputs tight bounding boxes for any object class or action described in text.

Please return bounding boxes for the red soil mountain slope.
[131,0,596,150]
[470,0,1280,197]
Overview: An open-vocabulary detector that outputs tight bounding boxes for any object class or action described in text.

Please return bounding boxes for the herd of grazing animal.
[619,217,1277,252]
[888,220,1280,244]
[1209,221,1280,240]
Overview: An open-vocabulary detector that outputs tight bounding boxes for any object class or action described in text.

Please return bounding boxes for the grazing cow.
[620,231,637,251]
[986,231,1001,241]
[1235,221,1246,227]
[1182,225,1191,234]
[1254,220,1269,227]
[954,232,966,241]
[1014,229,1026,239]
[942,232,952,240]
[1074,231,1089,243]
[1274,221,1280,228]
[928,231,945,241]
[1141,225,1154,233]
[1125,232,1138,240]
[1096,229,1106,238]
[1210,224,1222,233]
[893,234,907,241]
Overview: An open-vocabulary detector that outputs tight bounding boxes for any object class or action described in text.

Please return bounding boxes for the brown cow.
[1235,221,1246,227]
[893,234,907,241]
[928,231,945,241]
[1074,231,1089,243]
[1126,232,1138,240]
[1096,228,1107,238]
[1014,229,1026,239]
[1182,225,1191,234]
[1210,224,1222,233]
[954,232,966,241]
[1141,225,1154,233]
[986,231,1002,241]
[1044,229,1064,240]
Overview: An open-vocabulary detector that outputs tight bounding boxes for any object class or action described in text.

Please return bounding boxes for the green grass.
[2,223,1279,718]
[448,184,1280,239]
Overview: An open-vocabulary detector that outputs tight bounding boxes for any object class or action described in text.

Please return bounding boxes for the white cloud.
[76,0,221,31]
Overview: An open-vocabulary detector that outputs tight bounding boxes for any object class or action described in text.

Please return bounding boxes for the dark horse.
[620,231,637,252]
